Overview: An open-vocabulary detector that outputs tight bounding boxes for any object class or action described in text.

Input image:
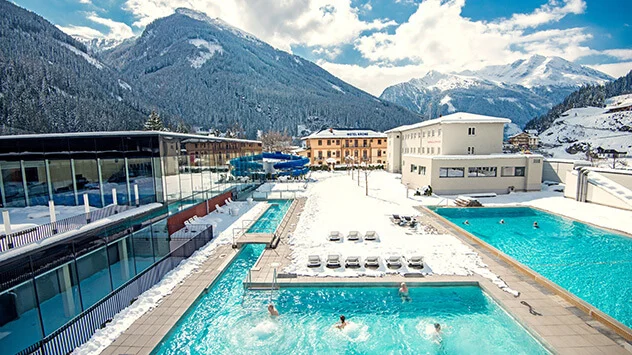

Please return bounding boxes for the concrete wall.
[386,132,402,173]
[401,155,542,195]
[543,159,591,184]
[585,183,632,210]
[565,168,632,210]
[441,123,504,155]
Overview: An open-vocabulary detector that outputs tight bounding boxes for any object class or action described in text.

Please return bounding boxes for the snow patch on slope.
[59,42,104,70]
[440,95,456,112]
[118,79,131,91]
[331,84,345,94]
[188,39,223,69]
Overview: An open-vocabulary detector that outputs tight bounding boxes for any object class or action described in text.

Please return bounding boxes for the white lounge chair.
[408,256,424,269]
[345,256,361,268]
[386,256,403,269]
[215,204,227,213]
[326,254,342,268]
[228,197,234,204]
[364,231,379,241]
[365,256,380,268]
[327,231,342,241]
[307,255,321,268]
[347,231,362,241]
[224,199,231,205]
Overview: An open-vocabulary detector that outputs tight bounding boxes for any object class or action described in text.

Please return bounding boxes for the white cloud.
[588,62,632,78]
[312,47,342,60]
[58,13,135,41]
[78,0,92,4]
[319,61,428,96]
[602,49,632,61]
[122,0,396,51]
[496,0,586,30]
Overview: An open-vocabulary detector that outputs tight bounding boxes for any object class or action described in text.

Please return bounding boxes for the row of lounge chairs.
[308,255,424,269]
[327,231,379,242]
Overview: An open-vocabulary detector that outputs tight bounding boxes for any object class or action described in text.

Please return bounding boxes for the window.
[467,146,475,154]
[318,151,323,158]
[307,152,311,158]
[422,147,425,154]
[501,166,526,177]
[377,139,382,144]
[377,160,381,163]
[439,167,465,178]
[327,139,331,145]
[377,150,382,157]
[410,164,417,172]
[336,151,340,157]
[533,159,541,163]
[423,131,426,138]
[432,130,435,136]
[336,140,340,145]
[431,147,435,154]
[327,151,331,158]
[468,167,497,177]
[438,129,441,136]
[363,139,368,147]
[318,140,322,146]
[468,127,476,135]
[418,166,426,175]
[437,148,441,154]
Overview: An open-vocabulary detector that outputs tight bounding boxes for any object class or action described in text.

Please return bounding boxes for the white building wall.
[440,123,504,155]
[386,132,402,173]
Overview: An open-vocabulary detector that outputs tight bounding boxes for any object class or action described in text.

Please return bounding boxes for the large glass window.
[178,155,193,200]
[23,160,49,206]
[132,226,155,273]
[35,262,82,335]
[100,158,128,206]
[439,167,465,178]
[129,158,156,205]
[76,247,112,309]
[151,220,170,260]
[107,236,136,289]
[1,161,26,207]
[0,281,44,354]
[468,167,497,177]
[74,159,102,207]
[48,159,75,206]
[501,166,526,177]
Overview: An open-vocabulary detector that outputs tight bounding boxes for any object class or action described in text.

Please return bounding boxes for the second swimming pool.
[433,206,632,330]
[152,244,548,354]
[247,199,292,234]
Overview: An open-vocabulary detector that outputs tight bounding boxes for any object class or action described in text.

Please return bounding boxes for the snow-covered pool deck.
[95,171,631,355]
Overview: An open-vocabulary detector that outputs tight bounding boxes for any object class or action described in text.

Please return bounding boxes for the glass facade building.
[0,131,262,354]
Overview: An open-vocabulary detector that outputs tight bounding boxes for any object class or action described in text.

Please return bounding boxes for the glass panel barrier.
[107,236,136,289]
[48,159,75,206]
[133,226,155,273]
[74,159,102,208]
[100,158,128,206]
[2,161,26,207]
[76,247,112,309]
[24,160,49,206]
[35,262,82,335]
[0,281,44,355]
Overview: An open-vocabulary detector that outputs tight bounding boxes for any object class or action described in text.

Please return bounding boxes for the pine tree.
[144,111,165,131]
[174,120,190,133]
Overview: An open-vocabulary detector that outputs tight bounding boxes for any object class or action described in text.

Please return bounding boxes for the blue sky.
[13,0,632,95]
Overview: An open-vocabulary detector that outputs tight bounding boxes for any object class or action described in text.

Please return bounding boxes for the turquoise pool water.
[247,199,292,234]
[153,244,548,354]
[433,206,632,329]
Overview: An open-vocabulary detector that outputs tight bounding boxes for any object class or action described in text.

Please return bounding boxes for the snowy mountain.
[0,0,148,133]
[99,8,422,137]
[538,96,632,158]
[380,55,613,128]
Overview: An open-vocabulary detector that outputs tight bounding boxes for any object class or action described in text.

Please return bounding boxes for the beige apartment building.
[301,128,387,165]
[386,112,543,195]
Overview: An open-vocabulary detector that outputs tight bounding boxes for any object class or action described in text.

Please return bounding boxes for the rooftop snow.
[0,131,262,144]
[386,112,511,133]
[302,128,386,139]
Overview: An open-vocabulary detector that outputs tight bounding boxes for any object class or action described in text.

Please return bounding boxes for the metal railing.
[16,225,213,355]
[0,204,133,253]
[251,191,298,200]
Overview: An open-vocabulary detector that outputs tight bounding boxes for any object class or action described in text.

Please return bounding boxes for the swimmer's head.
[434,323,441,331]
[340,315,346,323]
[401,282,406,287]
[268,304,274,310]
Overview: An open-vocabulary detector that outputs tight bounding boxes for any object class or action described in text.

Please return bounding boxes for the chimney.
[329,127,333,133]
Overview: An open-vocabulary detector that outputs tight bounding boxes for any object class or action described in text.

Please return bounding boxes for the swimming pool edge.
[421,205,632,343]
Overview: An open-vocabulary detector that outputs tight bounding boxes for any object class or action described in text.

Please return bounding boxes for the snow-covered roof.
[605,94,632,111]
[402,153,543,160]
[0,131,262,144]
[302,128,386,139]
[386,112,511,133]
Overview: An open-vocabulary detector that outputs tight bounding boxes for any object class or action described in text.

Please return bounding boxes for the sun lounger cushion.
[326,255,341,268]
[308,255,321,267]
[364,231,378,240]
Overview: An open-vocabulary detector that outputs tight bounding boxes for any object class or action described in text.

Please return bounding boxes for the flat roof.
[386,112,511,133]
[0,131,262,144]
[402,153,543,160]
[301,128,386,140]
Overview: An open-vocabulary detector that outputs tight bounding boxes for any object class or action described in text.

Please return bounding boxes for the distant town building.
[301,128,387,166]
[605,95,632,113]
[595,148,627,159]
[386,112,542,195]
[508,132,539,149]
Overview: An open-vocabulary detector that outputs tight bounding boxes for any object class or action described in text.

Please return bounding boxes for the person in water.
[499,219,505,224]
[533,221,539,228]
[433,323,443,344]
[463,220,470,225]
[336,315,348,329]
[399,282,412,302]
[267,303,279,316]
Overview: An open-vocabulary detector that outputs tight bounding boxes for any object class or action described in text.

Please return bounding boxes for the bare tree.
[260,131,293,152]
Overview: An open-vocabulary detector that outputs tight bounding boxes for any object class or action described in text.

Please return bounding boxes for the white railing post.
[83,194,91,223]
[3,210,12,248]
[112,188,118,205]
[49,200,57,234]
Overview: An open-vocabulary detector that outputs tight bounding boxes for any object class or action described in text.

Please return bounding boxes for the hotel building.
[301,128,387,165]
[386,113,543,195]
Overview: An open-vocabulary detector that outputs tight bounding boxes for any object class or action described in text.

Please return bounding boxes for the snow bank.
[188,39,223,69]
[73,202,268,355]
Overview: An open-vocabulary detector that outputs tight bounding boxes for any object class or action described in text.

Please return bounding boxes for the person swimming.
[336,315,348,329]
[267,303,279,316]
[433,323,443,344]
[399,282,412,302]
[499,219,505,224]
[463,220,470,225]
[533,221,539,228]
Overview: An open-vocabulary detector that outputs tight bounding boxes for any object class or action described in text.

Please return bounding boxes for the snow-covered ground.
[284,171,518,295]
[73,201,268,355]
[1,205,100,234]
